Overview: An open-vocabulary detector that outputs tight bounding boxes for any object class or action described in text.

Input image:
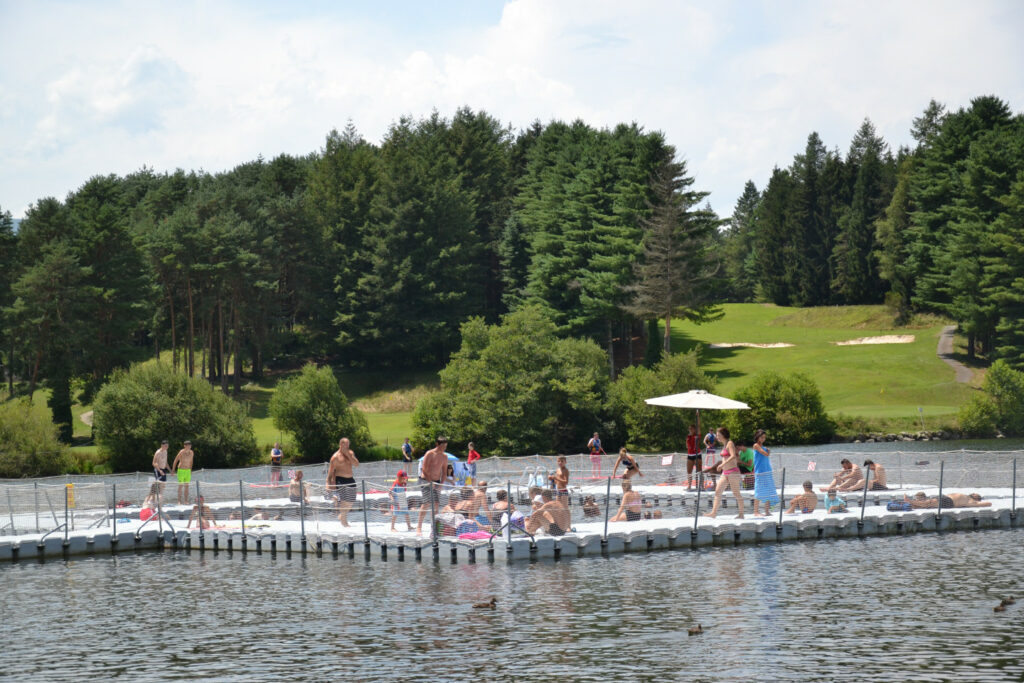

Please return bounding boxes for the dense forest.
[0,96,1022,445]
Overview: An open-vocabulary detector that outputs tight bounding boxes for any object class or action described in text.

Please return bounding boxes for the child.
[389,470,414,532]
[549,455,570,494]
[588,432,606,478]
[824,488,847,513]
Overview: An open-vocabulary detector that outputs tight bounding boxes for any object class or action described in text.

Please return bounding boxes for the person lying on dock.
[187,496,215,529]
[823,488,847,513]
[288,470,310,504]
[248,507,272,521]
[785,481,818,514]
[525,489,570,536]
[610,480,643,522]
[904,492,992,508]
[820,459,860,492]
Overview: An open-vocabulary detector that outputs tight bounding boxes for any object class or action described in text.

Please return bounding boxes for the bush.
[0,400,73,477]
[724,371,834,445]
[412,307,609,455]
[958,396,998,438]
[959,360,1024,437]
[93,363,257,472]
[269,363,373,461]
[607,351,716,451]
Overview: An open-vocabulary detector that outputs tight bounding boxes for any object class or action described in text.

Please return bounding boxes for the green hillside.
[667,304,976,423]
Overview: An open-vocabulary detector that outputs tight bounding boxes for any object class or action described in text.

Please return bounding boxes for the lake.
[3,526,1023,681]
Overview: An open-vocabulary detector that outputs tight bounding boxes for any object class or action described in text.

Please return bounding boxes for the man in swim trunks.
[526,489,570,536]
[785,480,818,514]
[842,460,887,491]
[171,440,194,505]
[152,440,170,497]
[549,456,570,496]
[416,436,449,536]
[821,459,860,492]
[326,437,359,527]
[906,492,992,508]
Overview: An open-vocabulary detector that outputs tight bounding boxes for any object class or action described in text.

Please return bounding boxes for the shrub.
[412,307,608,456]
[0,400,73,477]
[93,363,257,472]
[958,396,998,438]
[724,371,834,445]
[960,360,1024,437]
[607,351,716,451]
[269,363,373,461]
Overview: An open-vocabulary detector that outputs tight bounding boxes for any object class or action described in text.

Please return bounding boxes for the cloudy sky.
[2,0,1022,219]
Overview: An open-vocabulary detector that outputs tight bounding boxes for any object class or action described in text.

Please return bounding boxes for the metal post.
[111,483,116,536]
[777,468,786,527]
[6,489,14,534]
[602,476,612,541]
[898,451,903,490]
[34,482,39,534]
[299,486,307,544]
[64,485,69,544]
[505,481,513,543]
[362,480,370,544]
[859,467,871,524]
[239,480,246,537]
[196,481,203,542]
[429,480,438,548]
[936,460,945,521]
[1013,459,1017,519]
[693,471,704,531]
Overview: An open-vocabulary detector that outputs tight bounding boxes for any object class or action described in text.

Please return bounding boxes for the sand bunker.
[832,335,915,346]
[708,342,794,349]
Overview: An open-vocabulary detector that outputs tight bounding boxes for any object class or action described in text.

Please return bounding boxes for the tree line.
[0,108,720,442]
[720,95,1024,367]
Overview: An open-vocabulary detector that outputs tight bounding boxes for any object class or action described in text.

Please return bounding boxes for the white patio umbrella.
[644,390,750,446]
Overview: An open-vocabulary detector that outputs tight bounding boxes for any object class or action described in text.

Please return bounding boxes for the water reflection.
[3,530,1024,681]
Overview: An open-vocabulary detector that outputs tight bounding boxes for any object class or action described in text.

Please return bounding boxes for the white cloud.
[1,0,1022,217]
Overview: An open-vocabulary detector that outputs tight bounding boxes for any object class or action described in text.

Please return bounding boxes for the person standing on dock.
[751,429,779,516]
[549,455,570,496]
[327,438,359,527]
[467,441,481,483]
[270,442,283,485]
[588,432,606,478]
[416,436,449,535]
[685,425,699,490]
[402,438,414,467]
[152,440,170,497]
[703,427,744,519]
[171,440,194,505]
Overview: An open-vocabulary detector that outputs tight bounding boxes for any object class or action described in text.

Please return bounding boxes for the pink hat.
[396,470,407,479]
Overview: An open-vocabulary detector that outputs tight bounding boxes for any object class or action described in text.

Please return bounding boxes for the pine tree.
[721,180,760,301]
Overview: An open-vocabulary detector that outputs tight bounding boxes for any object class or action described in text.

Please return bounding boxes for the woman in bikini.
[703,427,745,519]
[611,480,643,522]
[612,447,642,481]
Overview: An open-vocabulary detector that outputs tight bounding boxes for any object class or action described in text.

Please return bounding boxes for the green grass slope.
[667,304,975,423]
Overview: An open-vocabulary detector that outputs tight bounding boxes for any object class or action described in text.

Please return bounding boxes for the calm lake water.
[3,528,1024,681]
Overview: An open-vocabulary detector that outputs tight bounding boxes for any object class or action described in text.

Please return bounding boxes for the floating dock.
[1,485,1018,564]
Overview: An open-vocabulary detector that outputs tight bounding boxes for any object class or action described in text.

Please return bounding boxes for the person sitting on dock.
[820,459,860,492]
[492,488,515,524]
[248,507,272,521]
[289,470,309,504]
[187,496,215,529]
[823,488,847,513]
[840,460,888,491]
[525,489,570,536]
[468,481,493,527]
[610,479,642,522]
[785,481,818,514]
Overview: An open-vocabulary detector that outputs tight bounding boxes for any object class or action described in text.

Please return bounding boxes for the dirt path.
[937,325,973,384]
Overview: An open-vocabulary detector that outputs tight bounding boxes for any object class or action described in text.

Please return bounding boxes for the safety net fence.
[2,449,1021,543]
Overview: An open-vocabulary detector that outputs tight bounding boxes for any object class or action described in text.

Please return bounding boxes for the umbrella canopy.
[645,390,750,455]
[644,390,750,411]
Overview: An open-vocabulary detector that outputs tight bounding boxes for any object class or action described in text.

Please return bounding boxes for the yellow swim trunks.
[176,468,192,483]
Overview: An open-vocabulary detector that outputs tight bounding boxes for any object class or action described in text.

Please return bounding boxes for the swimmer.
[187,495,215,530]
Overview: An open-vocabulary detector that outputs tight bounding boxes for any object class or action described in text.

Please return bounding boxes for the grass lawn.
[667,303,978,427]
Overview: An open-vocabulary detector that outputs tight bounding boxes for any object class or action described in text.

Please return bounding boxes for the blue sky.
[1,0,1022,219]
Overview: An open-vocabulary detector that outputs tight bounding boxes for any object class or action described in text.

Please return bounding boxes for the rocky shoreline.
[833,429,963,444]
